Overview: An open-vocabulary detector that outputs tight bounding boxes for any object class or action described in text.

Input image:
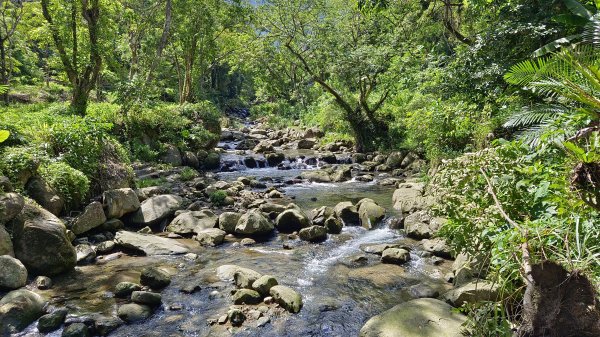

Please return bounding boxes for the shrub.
[136,177,167,188]
[0,145,47,190]
[179,167,198,182]
[39,161,90,211]
[209,190,227,205]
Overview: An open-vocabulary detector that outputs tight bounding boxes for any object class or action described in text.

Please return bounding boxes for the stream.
[15,127,452,337]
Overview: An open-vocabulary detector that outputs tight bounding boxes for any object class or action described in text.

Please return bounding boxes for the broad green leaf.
[0,130,9,143]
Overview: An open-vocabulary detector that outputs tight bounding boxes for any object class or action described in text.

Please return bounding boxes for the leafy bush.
[0,145,47,190]
[136,177,167,188]
[431,140,600,331]
[38,161,90,211]
[209,190,227,205]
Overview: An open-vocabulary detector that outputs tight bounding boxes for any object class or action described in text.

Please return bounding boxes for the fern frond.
[504,105,567,129]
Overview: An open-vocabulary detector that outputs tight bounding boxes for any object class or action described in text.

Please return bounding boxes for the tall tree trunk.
[0,40,8,103]
[146,0,172,83]
[180,36,197,103]
[71,82,89,115]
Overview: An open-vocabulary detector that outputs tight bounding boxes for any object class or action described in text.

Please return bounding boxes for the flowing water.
[16,138,452,337]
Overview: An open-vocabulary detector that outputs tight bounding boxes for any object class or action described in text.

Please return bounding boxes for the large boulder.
[404,211,445,239]
[252,275,278,296]
[25,177,64,216]
[103,188,140,219]
[442,280,499,307]
[253,140,275,153]
[114,231,189,255]
[296,138,316,149]
[392,185,435,213]
[452,251,488,286]
[140,266,172,289]
[333,202,360,226]
[0,289,47,335]
[0,255,27,289]
[71,201,107,235]
[270,285,303,313]
[232,289,262,304]
[381,248,411,265]
[0,225,14,256]
[0,192,24,224]
[359,298,467,337]
[234,268,263,289]
[330,165,351,182]
[10,200,76,275]
[218,212,242,233]
[299,225,327,242]
[234,209,274,236]
[265,152,285,166]
[323,216,343,234]
[357,199,385,230]
[385,152,406,169]
[275,209,311,233]
[129,194,183,226]
[422,238,452,259]
[166,210,217,235]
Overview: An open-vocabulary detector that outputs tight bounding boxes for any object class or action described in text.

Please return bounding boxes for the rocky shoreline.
[1,120,493,337]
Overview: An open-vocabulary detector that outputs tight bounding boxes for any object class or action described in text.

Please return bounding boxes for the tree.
[254,0,421,151]
[0,0,23,102]
[41,0,102,115]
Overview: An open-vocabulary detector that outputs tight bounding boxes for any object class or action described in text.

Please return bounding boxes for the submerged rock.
[37,308,68,333]
[140,266,172,289]
[118,303,153,323]
[359,298,467,337]
[114,231,189,255]
[131,291,162,306]
[62,322,90,337]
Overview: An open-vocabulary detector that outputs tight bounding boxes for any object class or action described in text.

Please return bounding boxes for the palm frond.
[504,104,567,129]
[564,0,594,19]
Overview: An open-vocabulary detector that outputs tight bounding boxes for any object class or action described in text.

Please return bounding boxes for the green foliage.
[209,190,227,205]
[38,161,90,211]
[136,177,167,188]
[0,145,47,190]
[432,140,600,331]
[179,167,198,181]
[0,130,9,143]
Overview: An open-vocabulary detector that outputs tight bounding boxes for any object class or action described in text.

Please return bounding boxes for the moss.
[38,161,90,212]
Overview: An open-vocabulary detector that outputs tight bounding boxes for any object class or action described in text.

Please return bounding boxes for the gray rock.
[228,308,245,326]
[381,248,410,265]
[330,165,351,182]
[218,212,242,233]
[11,200,76,275]
[130,194,183,226]
[0,225,14,256]
[252,275,278,296]
[442,280,499,307]
[259,203,287,215]
[310,206,334,226]
[0,289,46,335]
[333,201,360,226]
[360,243,404,255]
[253,140,275,153]
[275,209,312,233]
[38,308,68,333]
[114,281,142,298]
[298,225,327,242]
[131,291,162,306]
[357,199,385,230]
[0,192,24,224]
[300,170,331,183]
[234,267,263,289]
[99,219,124,232]
[0,255,27,289]
[0,176,12,192]
[265,152,285,166]
[94,316,123,336]
[160,144,182,166]
[385,152,406,169]
[114,231,189,255]
[103,188,140,219]
[269,285,303,313]
[256,316,270,327]
[71,202,107,235]
[195,228,226,246]
[240,238,256,246]
[359,298,467,337]
[62,322,90,337]
[25,177,64,216]
[323,216,343,234]
[35,276,52,290]
[75,244,96,264]
[408,284,440,299]
[167,210,218,234]
[235,209,274,236]
[422,238,452,259]
[117,303,153,323]
[96,240,115,254]
[404,211,444,239]
[140,266,171,289]
[392,186,435,213]
[232,289,262,304]
[182,151,199,168]
[296,138,316,149]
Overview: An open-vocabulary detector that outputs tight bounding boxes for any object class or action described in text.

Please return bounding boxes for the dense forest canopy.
[0,0,599,336]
